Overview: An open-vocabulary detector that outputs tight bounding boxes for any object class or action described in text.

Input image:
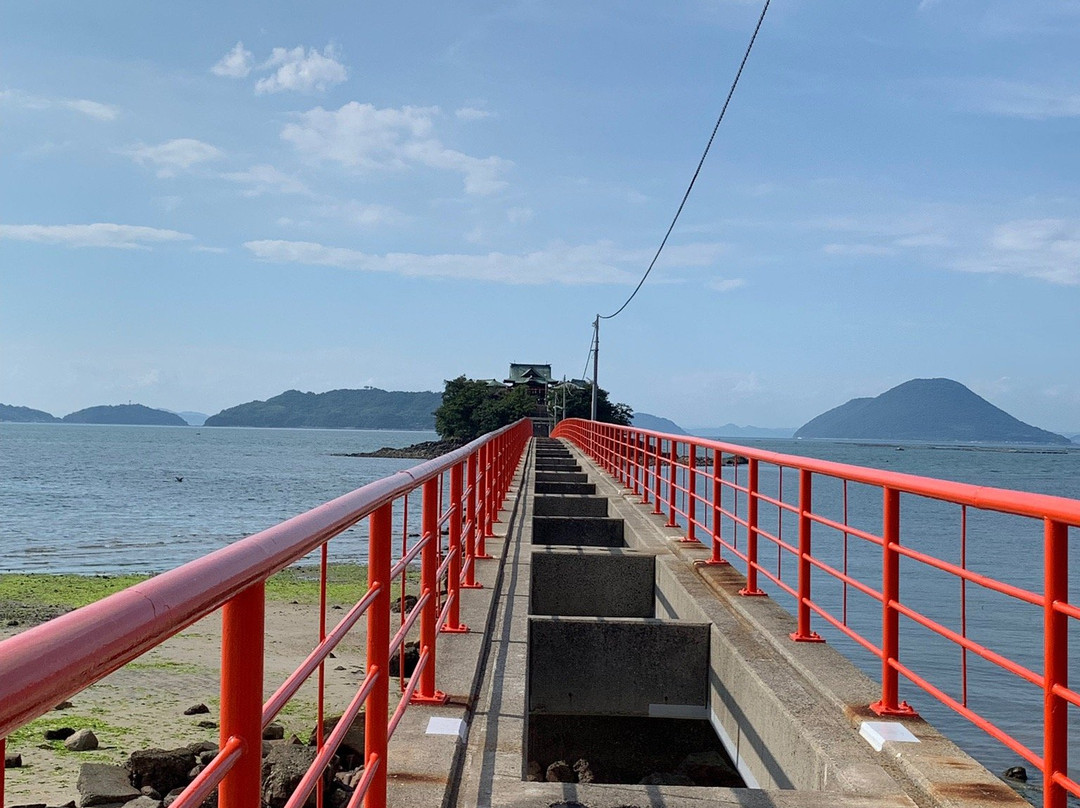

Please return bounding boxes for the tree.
[558,384,632,426]
[434,377,538,442]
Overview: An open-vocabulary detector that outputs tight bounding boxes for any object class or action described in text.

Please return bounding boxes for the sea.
[1,422,1078,799]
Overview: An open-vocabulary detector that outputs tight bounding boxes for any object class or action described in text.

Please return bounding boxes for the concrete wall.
[530,548,654,618]
[533,495,608,517]
[531,516,624,547]
[528,616,709,716]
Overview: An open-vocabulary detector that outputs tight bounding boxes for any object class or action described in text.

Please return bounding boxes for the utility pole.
[590,315,599,421]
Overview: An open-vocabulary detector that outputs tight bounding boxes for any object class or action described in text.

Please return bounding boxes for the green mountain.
[204,388,442,430]
[63,404,189,426]
[631,412,687,435]
[795,378,1071,445]
[0,403,60,423]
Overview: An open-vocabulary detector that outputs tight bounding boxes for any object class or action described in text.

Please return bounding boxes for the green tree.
[434,377,538,442]
[559,384,633,426]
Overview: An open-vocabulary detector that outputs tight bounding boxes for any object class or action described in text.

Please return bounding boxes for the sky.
[2,1,1078,433]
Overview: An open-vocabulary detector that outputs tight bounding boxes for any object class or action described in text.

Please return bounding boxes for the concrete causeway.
[384,438,1028,808]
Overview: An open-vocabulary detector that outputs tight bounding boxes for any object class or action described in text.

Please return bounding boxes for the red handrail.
[553,418,1079,808]
[0,419,531,808]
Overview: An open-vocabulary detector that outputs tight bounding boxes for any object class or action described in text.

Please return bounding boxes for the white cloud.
[1,89,118,120]
[220,164,311,196]
[0,223,194,249]
[243,239,732,285]
[823,243,896,257]
[455,106,494,121]
[126,138,223,177]
[709,277,746,293]
[507,207,534,225]
[313,200,405,227]
[212,41,254,78]
[191,245,228,254]
[281,101,512,195]
[955,79,1080,120]
[955,218,1080,285]
[255,45,347,94]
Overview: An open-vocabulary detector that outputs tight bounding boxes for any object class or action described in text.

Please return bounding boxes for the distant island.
[632,412,687,434]
[794,378,1071,445]
[0,403,60,423]
[63,404,188,426]
[692,423,797,439]
[174,410,209,426]
[204,388,442,430]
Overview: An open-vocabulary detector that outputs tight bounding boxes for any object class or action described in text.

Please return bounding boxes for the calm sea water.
[1,423,1077,795]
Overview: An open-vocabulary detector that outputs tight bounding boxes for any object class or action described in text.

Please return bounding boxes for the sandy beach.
[2,572,380,807]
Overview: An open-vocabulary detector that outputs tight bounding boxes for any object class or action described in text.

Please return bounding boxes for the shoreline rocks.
[331,440,463,460]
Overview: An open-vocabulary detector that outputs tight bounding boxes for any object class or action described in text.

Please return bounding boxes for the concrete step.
[528,616,709,716]
[535,457,579,468]
[535,470,588,484]
[533,494,608,517]
[530,547,654,618]
[532,516,625,547]
[534,480,596,495]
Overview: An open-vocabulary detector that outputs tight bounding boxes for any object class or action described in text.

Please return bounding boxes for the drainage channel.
[525,437,743,789]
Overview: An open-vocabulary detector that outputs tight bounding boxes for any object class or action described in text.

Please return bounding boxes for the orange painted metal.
[463,453,481,589]
[553,418,1078,807]
[443,461,468,632]
[219,581,265,808]
[365,503,392,808]
[413,477,447,704]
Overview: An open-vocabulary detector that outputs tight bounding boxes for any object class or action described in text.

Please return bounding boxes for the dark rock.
[572,758,594,784]
[187,764,203,780]
[196,721,218,730]
[77,763,141,807]
[45,727,76,741]
[160,789,185,808]
[4,751,22,768]
[334,666,346,671]
[389,595,417,614]
[1003,766,1028,782]
[262,723,285,741]
[55,701,74,710]
[121,798,162,808]
[127,747,198,794]
[197,750,217,766]
[9,804,46,808]
[261,744,324,808]
[307,714,365,771]
[334,769,364,789]
[525,760,542,782]
[638,771,696,786]
[388,642,420,677]
[138,789,160,800]
[545,760,574,783]
[287,735,303,746]
[65,729,99,752]
[677,749,741,786]
[182,704,209,716]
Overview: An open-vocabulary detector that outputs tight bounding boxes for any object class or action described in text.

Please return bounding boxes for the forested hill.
[204,388,442,430]
[0,403,60,423]
[63,404,188,426]
[794,378,1070,445]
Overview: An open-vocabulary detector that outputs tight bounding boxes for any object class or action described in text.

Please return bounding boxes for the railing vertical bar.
[218,580,266,808]
[709,447,730,566]
[1043,518,1068,808]
[463,452,481,589]
[652,437,662,515]
[317,543,328,808]
[365,503,392,808]
[413,477,447,705]
[790,470,823,643]
[683,444,698,543]
[443,462,468,633]
[740,458,764,594]
[872,487,917,716]
[960,505,968,708]
[667,439,678,528]
[842,480,849,627]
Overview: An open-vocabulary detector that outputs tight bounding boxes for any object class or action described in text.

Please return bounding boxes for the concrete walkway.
[386,438,1028,808]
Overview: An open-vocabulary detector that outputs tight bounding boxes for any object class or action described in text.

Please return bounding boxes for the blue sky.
[2,1,1078,432]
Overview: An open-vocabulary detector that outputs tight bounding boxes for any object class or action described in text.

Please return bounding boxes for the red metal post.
[738,459,764,591]
[218,581,265,808]
[631,431,641,496]
[640,434,651,505]
[708,448,730,565]
[1043,518,1068,808]
[652,437,663,515]
[477,443,493,559]
[666,440,678,528]
[682,444,698,543]
[1,736,6,808]
[443,463,468,633]
[365,503,392,808]
[871,487,917,715]
[790,470,824,641]
[490,436,503,525]
[413,478,447,705]
[463,452,481,589]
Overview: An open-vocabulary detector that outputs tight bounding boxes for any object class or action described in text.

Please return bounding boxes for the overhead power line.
[600,0,771,322]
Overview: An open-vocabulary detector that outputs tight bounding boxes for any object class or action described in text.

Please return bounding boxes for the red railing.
[553,418,1079,808]
[0,419,532,808]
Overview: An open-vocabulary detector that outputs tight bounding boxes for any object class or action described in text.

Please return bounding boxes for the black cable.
[600,0,771,321]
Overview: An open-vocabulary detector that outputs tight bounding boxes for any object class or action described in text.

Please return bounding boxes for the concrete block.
[533,495,608,517]
[535,470,588,484]
[530,548,654,617]
[535,458,580,469]
[534,480,596,495]
[528,616,709,715]
[532,516,624,547]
